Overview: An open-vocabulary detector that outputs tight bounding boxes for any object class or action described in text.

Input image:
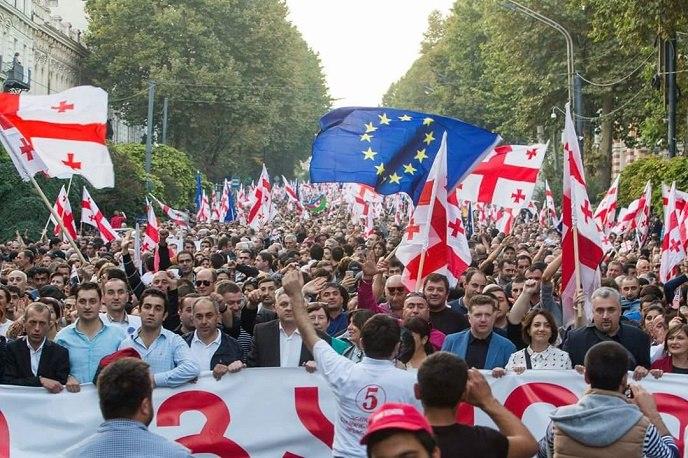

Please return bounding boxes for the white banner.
[1,369,688,457]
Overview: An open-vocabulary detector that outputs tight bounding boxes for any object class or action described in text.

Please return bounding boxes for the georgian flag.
[141,198,159,253]
[196,190,210,222]
[282,176,304,213]
[81,188,120,243]
[660,182,685,283]
[593,174,619,232]
[456,143,548,209]
[150,195,189,227]
[396,132,471,291]
[50,185,78,241]
[0,86,113,188]
[560,103,605,325]
[247,164,272,229]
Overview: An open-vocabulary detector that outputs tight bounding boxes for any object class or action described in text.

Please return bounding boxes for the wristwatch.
[219,304,228,314]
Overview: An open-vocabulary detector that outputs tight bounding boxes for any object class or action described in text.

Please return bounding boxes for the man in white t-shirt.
[283,270,419,458]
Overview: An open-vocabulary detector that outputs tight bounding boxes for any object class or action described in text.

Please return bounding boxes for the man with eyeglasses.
[357,257,408,319]
[194,269,216,296]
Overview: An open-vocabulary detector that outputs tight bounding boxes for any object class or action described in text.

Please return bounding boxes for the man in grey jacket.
[538,341,677,458]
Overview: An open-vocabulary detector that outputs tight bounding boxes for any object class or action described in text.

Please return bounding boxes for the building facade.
[0,0,86,95]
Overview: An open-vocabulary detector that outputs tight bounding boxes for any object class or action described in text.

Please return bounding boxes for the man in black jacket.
[183,297,244,380]
[3,302,69,392]
[563,286,650,380]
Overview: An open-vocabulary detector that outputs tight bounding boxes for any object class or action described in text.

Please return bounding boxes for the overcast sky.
[285,0,455,108]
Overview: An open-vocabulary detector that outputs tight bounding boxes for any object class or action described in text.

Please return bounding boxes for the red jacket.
[651,354,673,372]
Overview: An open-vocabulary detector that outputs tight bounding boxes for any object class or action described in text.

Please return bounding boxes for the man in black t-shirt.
[422,273,468,335]
[415,352,538,458]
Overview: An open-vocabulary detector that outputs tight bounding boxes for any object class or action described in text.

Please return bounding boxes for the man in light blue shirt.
[62,357,191,457]
[55,282,126,391]
[119,288,199,387]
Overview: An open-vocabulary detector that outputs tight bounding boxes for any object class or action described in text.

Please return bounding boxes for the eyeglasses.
[195,280,212,287]
[387,286,406,293]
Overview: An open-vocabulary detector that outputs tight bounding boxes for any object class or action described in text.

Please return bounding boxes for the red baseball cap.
[360,402,433,445]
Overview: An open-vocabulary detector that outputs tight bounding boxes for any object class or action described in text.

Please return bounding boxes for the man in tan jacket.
[538,341,678,458]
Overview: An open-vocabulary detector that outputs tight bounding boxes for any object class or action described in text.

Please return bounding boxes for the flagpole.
[415,131,446,292]
[41,175,74,241]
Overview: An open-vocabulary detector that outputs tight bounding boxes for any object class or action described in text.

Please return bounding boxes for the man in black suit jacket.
[247,290,315,367]
[2,303,69,393]
[562,287,650,379]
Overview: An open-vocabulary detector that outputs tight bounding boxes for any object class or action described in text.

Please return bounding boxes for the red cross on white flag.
[456,142,548,210]
[80,187,120,242]
[50,185,78,241]
[0,113,49,180]
[561,103,605,325]
[141,198,159,253]
[0,86,113,188]
[396,131,471,291]
[660,182,685,282]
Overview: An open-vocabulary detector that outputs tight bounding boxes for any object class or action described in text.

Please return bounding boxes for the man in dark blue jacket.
[563,287,650,380]
[183,297,244,380]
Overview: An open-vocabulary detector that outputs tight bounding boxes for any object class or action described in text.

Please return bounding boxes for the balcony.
[2,54,31,92]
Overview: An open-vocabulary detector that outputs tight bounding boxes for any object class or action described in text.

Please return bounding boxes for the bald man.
[358,262,409,319]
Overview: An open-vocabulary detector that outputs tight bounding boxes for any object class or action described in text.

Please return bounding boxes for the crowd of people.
[0,194,684,457]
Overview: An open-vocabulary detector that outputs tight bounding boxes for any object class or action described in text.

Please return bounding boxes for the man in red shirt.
[110,210,126,229]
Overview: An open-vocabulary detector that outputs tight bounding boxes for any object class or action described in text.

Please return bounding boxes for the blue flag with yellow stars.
[310,107,501,204]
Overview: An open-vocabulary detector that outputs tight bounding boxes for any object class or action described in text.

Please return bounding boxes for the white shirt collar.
[192,329,221,346]
[26,336,46,352]
[279,321,300,337]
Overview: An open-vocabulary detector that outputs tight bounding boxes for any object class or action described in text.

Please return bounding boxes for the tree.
[383,0,688,195]
[84,0,330,181]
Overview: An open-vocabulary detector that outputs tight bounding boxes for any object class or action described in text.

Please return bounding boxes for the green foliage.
[0,142,198,241]
[618,155,688,212]
[384,0,688,192]
[83,0,330,181]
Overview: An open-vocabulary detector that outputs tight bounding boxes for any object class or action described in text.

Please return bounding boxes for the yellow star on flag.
[378,113,391,125]
[415,148,428,162]
[360,133,373,142]
[422,117,434,126]
[399,114,412,121]
[375,163,385,175]
[362,147,377,160]
[423,131,435,145]
[364,122,377,133]
[403,163,417,175]
[389,172,402,184]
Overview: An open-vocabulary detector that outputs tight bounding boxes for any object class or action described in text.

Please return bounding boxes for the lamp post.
[503,0,584,150]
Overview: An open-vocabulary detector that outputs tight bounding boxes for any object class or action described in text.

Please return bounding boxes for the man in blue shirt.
[63,357,191,457]
[119,288,199,387]
[55,282,127,391]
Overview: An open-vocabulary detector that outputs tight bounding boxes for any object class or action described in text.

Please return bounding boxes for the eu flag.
[195,171,202,211]
[310,107,500,203]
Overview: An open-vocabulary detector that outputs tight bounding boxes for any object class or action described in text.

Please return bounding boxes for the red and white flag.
[196,190,210,222]
[561,103,605,325]
[50,185,78,241]
[456,143,548,209]
[282,176,304,213]
[635,181,652,245]
[593,174,619,231]
[495,207,515,234]
[151,195,189,227]
[81,188,120,243]
[247,164,272,229]
[662,183,688,215]
[660,182,685,282]
[0,113,49,181]
[141,198,159,253]
[0,86,113,188]
[396,132,471,291]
